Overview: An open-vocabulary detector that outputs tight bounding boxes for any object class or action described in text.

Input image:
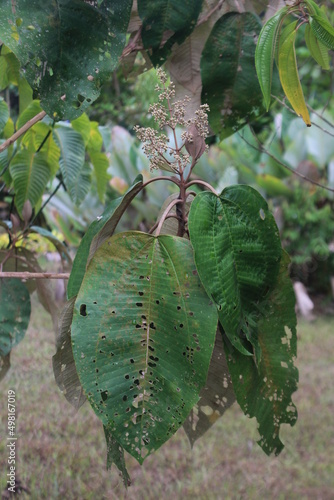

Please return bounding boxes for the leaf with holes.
[183,327,235,446]
[201,12,263,139]
[104,424,131,487]
[9,149,51,216]
[71,232,217,463]
[223,250,298,456]
[188,185,282,357]
[53,297,86,410]
[67,175,143,299]
[0,0,132,120]
[138,0,203,66]
[0,278,31,357]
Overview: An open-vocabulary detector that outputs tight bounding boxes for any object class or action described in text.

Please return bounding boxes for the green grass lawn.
[1,299,334,499]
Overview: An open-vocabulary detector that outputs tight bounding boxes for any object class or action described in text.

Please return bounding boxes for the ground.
[0,297,334,499]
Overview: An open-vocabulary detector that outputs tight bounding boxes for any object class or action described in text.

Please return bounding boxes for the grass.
[1,298,334,499]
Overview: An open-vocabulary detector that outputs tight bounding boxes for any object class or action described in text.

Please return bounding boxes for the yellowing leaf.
[278,28,311,127]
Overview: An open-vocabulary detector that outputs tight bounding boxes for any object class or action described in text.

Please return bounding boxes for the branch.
[240,128,334,194]
[0,111,47,153]
[0,272,70,280]
[186,180,218,195]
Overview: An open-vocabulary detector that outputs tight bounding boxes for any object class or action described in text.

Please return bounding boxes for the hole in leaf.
[259,208,266,220]
[138,291,144,296]
[80,304,87,316]
[101,391,108,402]
[130,359,135,364]
[123,395,128,401]
[136,302,143,307]
[125,374,129,379]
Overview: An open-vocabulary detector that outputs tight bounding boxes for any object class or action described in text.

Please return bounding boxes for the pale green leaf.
[89,151,109,202]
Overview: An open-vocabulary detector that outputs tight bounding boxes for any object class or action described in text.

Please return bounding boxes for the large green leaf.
[52,297,86,410]
[9,149,51,215]
[310,14,334,50]
[0,278,31,356]
[201,12,263,139]
[138,0,203,66]
[71,232,217,463]
[53,125,89,205]
[183,327,235,446]
[255,7,288,110]
[224,250,298,456]
[0,0,133,120]
[188,185,282,356]
[305,23,330,70]
[67,175,143,299]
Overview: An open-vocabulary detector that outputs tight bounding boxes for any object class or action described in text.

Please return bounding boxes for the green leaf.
[67,175,143,299]
[305,23,330,70]
[188,185,282,356]
[103,424,131,487]
[201,12,263,139]
[0,278,31,356]
[138,0,202,66]
[16,100,43,131]
[21,122,60,176]
[224,250,298,456]
[183,328,235,446]
[89,151,109,202]
[52,297,86,410]
[9,149,51,215]
[278,26,311,126]
[18,76,33,114]
[310,15,334,50]
[0,99,9,134]
[53,125,88,205]
[255,7,289,110]
[0,0,133,120]
[71,113,91,146]
[71,232,217,463]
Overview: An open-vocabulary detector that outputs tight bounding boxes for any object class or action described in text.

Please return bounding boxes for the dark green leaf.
[103,424,131,487]
[224,250,298,456]
[0,0,133,120]
[67,175,143,299]
[183,327,235,446]
[0,278,31,356]
[255,7,288,110]
[310,15,334,50]
[138,0,203,66]
[0,99,9,134]
[71,232,217,463]
[52,297,86,410]
[188,185,281,356]
[201,12,263,139]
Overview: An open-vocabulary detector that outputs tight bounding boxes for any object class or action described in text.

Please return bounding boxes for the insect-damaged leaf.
[138,0,203,66]
[183,328,235,446]
[71,232,217,463]
[67,175,143,299]
[223,251,298,456]
[0,278,31,357]
[52,297,86,410]
[0,0,133,120]
[104,424,131,487]
[188,185,281,357]
[201,12,264,139]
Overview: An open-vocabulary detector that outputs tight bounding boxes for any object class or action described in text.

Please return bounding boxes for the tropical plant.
[0,0,333,489]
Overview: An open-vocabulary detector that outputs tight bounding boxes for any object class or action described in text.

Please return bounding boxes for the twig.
[155,198,181,236]
[240,128,334,193]
[186,180,218,195]
[0,272,70,279]
[0,111,47,153]
[272,95,334,138]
